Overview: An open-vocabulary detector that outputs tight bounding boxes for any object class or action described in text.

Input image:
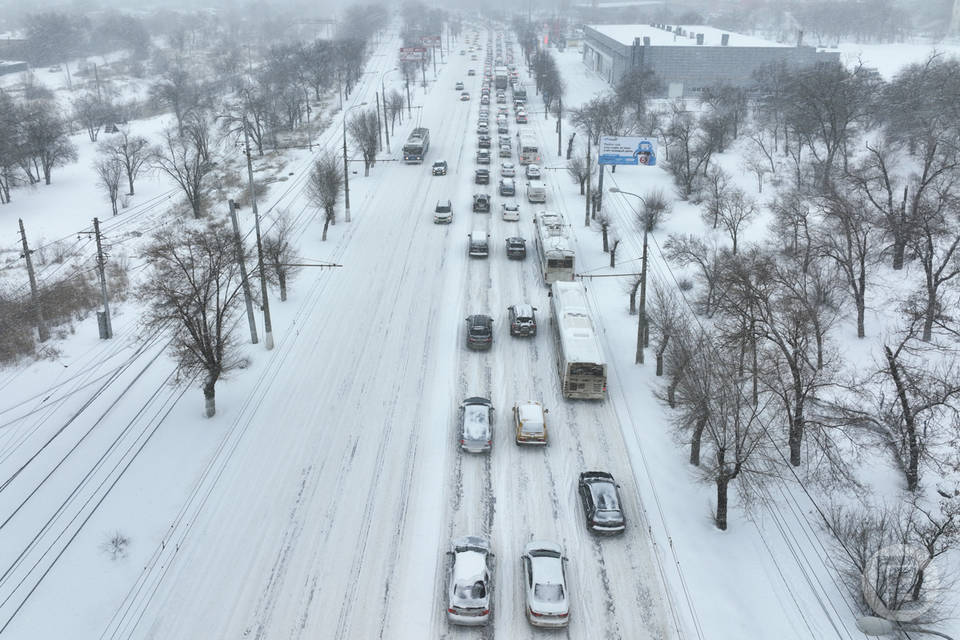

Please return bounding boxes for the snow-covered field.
[1,25,958,640]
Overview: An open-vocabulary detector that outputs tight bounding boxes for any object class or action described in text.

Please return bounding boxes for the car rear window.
[534,583,564,602]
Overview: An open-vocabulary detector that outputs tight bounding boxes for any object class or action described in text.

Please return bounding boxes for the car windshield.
[534,583,564,602]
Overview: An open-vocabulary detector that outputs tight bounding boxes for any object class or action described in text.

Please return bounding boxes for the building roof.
[587,24,792,49]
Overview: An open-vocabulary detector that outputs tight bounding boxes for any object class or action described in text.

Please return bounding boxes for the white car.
[521,541,570,627]
[502,202,520,221]
[500,161,516,177]
[525,163,541,179]
[447,536,493,626]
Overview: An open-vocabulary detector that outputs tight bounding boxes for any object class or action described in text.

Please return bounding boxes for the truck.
[403,127,430,164]
[494,66,509,90]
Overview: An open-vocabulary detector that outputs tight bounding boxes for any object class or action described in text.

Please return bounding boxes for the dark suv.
[505,236,526,259]
[465,315,493,350]
[475,168,490,184]
[508,304,537,337]
[473,193,491,213]
[432,160,448,175]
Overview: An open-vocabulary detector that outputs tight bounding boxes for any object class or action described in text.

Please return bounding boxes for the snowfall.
[1,24,959,640]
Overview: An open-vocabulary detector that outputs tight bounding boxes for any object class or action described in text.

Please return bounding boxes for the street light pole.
[242,117,273,350]
[343,102,367,224]
[610,187,649,365]
[381,68,399,153]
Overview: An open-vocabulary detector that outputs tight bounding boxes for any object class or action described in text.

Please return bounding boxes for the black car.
[508,304,537,336]
[465,314,493,350]
[473,193,491,213]
[475,168,490,185]
[578,471,626,535]
[478,135,491,149]
[505,236,526,259]
[432,160,448,176]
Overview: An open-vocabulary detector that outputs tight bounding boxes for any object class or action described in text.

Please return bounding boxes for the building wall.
[582,26,841,97]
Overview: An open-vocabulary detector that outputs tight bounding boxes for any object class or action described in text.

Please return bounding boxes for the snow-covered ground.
[1,25,958,640]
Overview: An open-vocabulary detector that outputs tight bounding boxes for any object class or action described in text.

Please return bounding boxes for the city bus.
[518,131,539,165]
[534,211,575,285]
[403,127,430,163]
[551,280,607,400]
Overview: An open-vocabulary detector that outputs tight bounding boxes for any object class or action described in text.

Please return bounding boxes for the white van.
[468,230,489,257]
[526,182,546,204]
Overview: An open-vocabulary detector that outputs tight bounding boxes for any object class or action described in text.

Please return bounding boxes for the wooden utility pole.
[92,217,112,339]
[228,200,259,345]
[18,218,49,342]
[556,96,562,157]
[584,138,592,227]
[636,229,649,365]
[242,120,273,350]
[375,92,383,151]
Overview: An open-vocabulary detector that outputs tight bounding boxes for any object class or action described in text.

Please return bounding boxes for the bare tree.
[639,188,671,232]
[151,128,214,219]
[663,233,728,316]
[700,166,731,229]
[715,188,758,255]
[183,110,213,164]
[348,108,379,176]
[662,102,715,200]
[306,153,344,241]
[566,152,594,195]
[261,211,300,301]
[742,151,771,193]
[95,156,123,216]
[140,221,249,417]
[149,66,200,136]
[768,189,816,268]
[73,91,114,143]
[20,99,78,185]
[99,128,150,196]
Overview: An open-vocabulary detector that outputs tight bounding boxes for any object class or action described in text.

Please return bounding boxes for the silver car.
[447,536,493,626]
[521,541,569,627]
[459,397,493,452]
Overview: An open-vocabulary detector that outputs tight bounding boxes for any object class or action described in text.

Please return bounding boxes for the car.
[505,236,526,259]
[526,182,546,203]
[432,160,448,176]
[496,94,506,104]
[475,168,490,184]
[477,124,488,135]
[501,202,520,221]
[447,536,493,625]
[525,164,541,179]
[500,162,516,177]
[48,64,62,72]
[515,112,528,124]
[460,92,471,101]
[468,69,476,76]
[459,398,494,452]
[480,95,490,105]
[473,193,491,212]
[471,54,478,60]
[514,400,547,444]
[465,314,493,350]
[459,50,466,55]
[434,199,453,223]
[499,146,512,158]
[498,106,509,116]
[578,471,626,534]
[521,541,569,627]
[455,81,464,90]
[476,149,491,164]
[497,123,509,134]
[508,304,537,336]
[499,178,515,196]
[478,134,491,149]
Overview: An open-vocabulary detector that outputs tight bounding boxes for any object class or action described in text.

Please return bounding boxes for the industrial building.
[582,24,840,97]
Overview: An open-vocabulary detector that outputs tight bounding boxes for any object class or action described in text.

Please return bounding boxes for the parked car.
[521,541,569,627]
[508,304,537,336]
[514,400,547,443]
[455,81,465,90]
[478,134,491,149]
[475,168,490,185]
[473,193,491,212]
[505,236,526,259]
[578,471,627,534]
[501,202,520,221]
[525,163,541,179]
[434,199,453,224]
[432,160,448,176]
[447,536,493,625]
[465,314,493,349]
[461,92,471,101]
[499,178,515,196]
[459,398,494,452]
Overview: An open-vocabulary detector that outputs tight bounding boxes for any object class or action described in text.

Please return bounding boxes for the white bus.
[534,211,575,285]
[551,280,607,400]
[403,127,430,164]
[518,131,539,165]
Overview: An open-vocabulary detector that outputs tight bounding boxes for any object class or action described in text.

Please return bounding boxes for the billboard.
[399,47,426,61]
[419,35,442,47]
[598,136,657,166]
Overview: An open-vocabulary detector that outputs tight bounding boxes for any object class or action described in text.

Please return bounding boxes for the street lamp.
[343,102,368,224]
[380,67,399,153]
[610,186,649,365]
[857,616,955,639]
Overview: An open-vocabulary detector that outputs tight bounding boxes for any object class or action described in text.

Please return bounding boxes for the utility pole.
[596,165,605,219]
[92,217,112,339]
[584,138,592,227]
[343,117,351,224]
[636,228,648,364]
[375,92,383,151]
[19,219,49,342]
[556,96,562,157]
[384,95,391,152]
[242,119,273,350]
[228,200,258,345]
